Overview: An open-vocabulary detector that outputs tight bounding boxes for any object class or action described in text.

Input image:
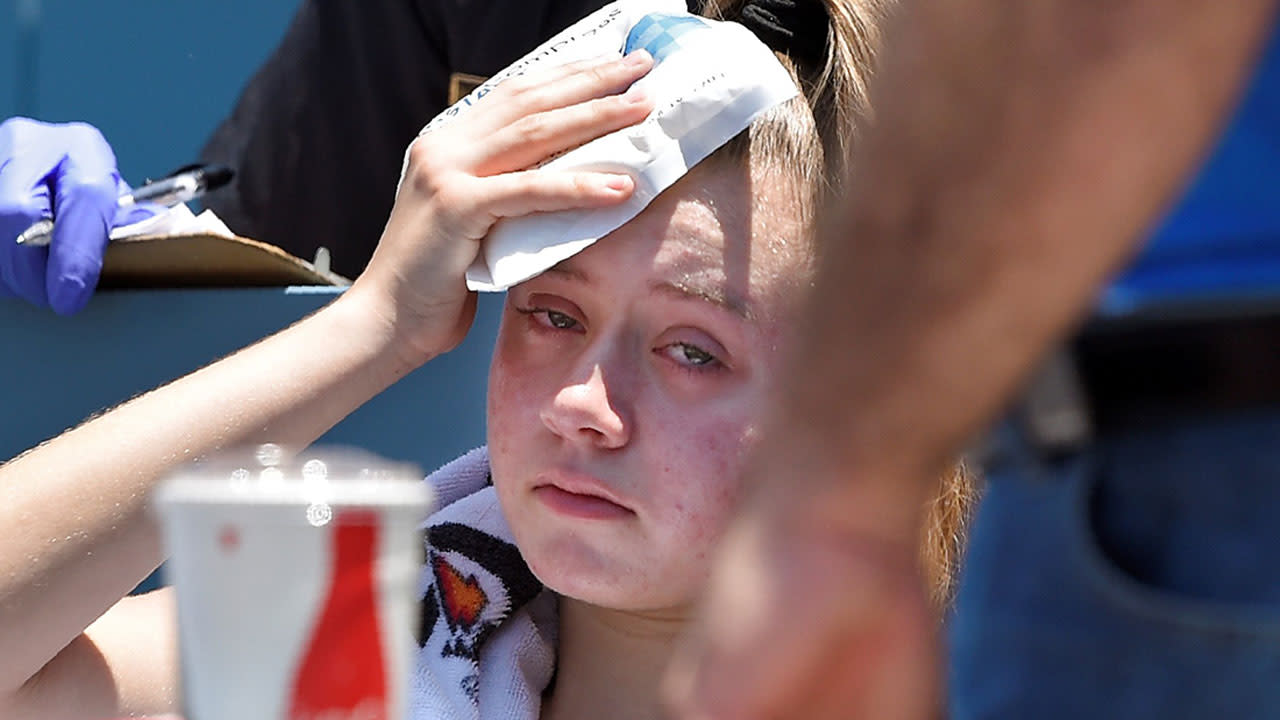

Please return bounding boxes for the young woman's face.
[487,162,808,612]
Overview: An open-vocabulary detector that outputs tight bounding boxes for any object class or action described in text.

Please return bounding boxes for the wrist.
[328,283,441,375]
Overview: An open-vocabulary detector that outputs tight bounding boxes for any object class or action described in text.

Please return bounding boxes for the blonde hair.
[701,0,891,229]
[700,0,978,608]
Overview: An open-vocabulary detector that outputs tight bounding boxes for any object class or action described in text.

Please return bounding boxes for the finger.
[112,176,164,227]
[497,52,626,97]
[475,50,653,135]
[0,158,54,236]
[0,141,54,307]
[46,123,119,315]
[0,243,50,307]
[114,202,164,227]
[474,84,652,175]
[471,170,636,224]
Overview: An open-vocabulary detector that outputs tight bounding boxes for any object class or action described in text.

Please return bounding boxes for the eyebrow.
[650,279,755,321]
[542,263,756,321]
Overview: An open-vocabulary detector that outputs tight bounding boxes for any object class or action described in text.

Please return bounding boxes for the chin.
[528,543,704,611]
[522,538,659,608]
[546,577,643,608]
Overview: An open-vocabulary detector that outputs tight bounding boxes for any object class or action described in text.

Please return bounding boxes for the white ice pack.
[403,0,799,292]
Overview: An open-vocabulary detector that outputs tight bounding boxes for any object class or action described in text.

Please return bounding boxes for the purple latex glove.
[0,117,162,315]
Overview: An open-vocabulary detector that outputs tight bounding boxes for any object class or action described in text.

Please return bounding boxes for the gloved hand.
[0,117,161,315]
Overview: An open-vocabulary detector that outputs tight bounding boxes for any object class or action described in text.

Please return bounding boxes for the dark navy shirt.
[199,0,610,278]
[1104,18,1280,314]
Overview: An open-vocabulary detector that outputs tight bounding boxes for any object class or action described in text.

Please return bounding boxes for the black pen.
[15,163,235,247]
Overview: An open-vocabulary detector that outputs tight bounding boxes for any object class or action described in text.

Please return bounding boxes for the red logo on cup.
[288,511,388,720]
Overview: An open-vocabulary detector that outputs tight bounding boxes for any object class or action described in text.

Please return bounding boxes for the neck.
[542,597,687,720]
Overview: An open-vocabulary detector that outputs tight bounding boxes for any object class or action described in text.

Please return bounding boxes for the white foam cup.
[155,444,434,720]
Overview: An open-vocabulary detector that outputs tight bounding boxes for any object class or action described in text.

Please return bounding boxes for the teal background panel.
[0,288,503,474]
[1,1,303,185]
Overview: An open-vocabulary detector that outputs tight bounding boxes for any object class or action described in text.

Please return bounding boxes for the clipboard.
[97,232,351,289]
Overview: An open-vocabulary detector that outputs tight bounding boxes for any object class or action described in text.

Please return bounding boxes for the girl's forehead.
[562,165,807,313]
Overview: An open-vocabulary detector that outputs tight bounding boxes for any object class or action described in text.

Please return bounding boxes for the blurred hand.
[0,117,160,315]
[665,450,944,720]
[349,51,655,364]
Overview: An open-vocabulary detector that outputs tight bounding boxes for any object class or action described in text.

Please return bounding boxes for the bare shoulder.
[2,588,179,720]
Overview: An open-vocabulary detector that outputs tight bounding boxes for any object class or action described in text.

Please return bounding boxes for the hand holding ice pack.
[405,0,799,291]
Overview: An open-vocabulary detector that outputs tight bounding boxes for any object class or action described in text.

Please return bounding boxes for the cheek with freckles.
[646,413,758,582]
[486,331,543,462]
[486,365,517,460]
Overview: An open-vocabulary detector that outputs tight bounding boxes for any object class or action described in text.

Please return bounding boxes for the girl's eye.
[660,342,722,370]
[544,310,579,330]
[515,304,583,332]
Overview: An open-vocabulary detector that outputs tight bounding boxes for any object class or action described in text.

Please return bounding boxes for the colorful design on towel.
[412,449,556,719]
[435,555,489,629]
[624,13,709,63]
[419,519,543,701]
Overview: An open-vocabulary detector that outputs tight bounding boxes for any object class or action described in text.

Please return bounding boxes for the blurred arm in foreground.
[667,0,1280,717]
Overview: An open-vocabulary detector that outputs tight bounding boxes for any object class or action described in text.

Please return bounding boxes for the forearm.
[0,288,419,695]
[774,0,1278,540]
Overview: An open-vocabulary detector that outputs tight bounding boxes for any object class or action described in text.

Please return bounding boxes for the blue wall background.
[0,0,302,184]
[0,0,505,477]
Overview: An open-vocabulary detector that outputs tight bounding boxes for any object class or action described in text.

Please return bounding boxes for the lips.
[532,470,634,520]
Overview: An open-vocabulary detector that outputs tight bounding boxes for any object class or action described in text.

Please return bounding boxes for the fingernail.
[625,49,652,67]
[604,175,632,192]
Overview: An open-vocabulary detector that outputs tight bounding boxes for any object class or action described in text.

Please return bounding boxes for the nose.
[540,364,630,450]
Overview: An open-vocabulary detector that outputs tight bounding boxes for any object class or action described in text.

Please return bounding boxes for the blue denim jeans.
[950,409,1280,718]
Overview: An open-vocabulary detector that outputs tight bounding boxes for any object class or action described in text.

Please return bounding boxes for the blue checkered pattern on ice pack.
[624,13,709,63]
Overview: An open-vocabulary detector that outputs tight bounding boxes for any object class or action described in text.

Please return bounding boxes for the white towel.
[411,447,558,720]
[403,0,799,292]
